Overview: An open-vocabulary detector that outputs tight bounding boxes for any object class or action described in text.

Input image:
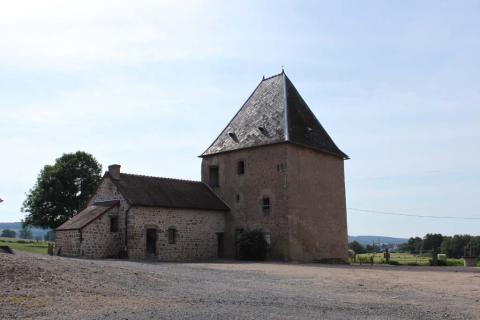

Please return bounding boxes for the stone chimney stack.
[108,164,121,180]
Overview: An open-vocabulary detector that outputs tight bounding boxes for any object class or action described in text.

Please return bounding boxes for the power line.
[348,208,480,220]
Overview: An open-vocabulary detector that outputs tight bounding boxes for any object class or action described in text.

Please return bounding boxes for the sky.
[0,0,479,237]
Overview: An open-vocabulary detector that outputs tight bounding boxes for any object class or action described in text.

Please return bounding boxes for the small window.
[110,217,119,232]
[168,227,177,244]
[237,160,245,175]
[262,197,271,215]
[209,166,219,187]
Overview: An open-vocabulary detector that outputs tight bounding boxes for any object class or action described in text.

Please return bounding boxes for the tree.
[19,223,33,239]
[365,243,381,253]
[400,237,423,253]
[0,229,16,238]
[348,241,366,254]
[422,233,443,252]
[22,151,102,229]
[441,235,471,258]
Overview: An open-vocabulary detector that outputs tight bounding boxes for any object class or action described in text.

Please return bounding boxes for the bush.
[237,229,268,261]
[388,260,400,265]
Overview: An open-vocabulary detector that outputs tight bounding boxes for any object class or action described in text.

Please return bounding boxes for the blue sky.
[1,1,479,237]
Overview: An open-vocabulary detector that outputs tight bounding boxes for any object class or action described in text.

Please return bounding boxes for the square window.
[237,161,245,175]
[209,166,219,187]
[110,217,119,232]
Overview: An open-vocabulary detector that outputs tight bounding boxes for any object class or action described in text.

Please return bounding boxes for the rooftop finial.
[281,65,285,73]
[262,75,265,80]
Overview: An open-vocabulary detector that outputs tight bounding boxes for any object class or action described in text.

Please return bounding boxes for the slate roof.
[56,200,119,231]
[201,72,348,159]
[110,173,229,211]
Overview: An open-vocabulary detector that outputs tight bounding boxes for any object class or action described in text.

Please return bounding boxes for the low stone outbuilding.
[56,166,229,260]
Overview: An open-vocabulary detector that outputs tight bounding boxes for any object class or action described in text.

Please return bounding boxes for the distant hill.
[0,222,50,239]
[348,235,408,245]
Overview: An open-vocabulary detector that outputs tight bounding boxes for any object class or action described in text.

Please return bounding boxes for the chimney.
[108,164,121,180]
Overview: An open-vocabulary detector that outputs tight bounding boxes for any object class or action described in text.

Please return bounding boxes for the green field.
[0,238,49,255]
[354,252,478,266]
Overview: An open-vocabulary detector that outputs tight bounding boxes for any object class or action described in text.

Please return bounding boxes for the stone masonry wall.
[127,206,225,261]
[286,144,348,262]
[55,230,81,256]
[87,176,128,254]
[80,206,122,258]
[201,143,290,260]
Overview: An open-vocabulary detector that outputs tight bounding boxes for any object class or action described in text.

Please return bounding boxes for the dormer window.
[258,126,267,135]
[228,132,239,142]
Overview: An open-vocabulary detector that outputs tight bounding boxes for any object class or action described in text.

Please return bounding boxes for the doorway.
[216,232,224,258]
[146,229,157,256]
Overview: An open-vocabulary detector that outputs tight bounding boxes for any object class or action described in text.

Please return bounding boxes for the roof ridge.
[120,172,202,184]
[262,72,284,81]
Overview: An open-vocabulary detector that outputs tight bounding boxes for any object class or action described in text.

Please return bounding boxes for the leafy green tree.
[441,235,471,258]
[19,223,33,239]
[365,243,381,253]
[22,151,102,229]
[422,233,443,252]
[468,236,480,257]
[0,229,16,238]
[348,241,366,254]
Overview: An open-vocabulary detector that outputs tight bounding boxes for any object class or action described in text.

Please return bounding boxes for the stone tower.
[200,72,349,262]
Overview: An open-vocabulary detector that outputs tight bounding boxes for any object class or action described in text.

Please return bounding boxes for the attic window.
[228,132,239,142]
[258,126,267,135]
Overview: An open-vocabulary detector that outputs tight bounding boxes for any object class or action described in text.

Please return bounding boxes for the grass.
[0,237,49,255]
[354,252,480,267]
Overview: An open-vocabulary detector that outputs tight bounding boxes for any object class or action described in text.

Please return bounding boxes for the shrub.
[388,260,400,265]
[237,229,268,261]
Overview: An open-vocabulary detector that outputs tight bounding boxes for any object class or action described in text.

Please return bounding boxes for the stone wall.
[201,143,348,262]
[201,143,290,260]
[127,206,225,261]
[80,206,122,258]
[87,176,128,254]
[55,230,81,256]
[286,144,348,262]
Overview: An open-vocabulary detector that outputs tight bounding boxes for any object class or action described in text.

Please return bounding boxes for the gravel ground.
[1,252,479,320]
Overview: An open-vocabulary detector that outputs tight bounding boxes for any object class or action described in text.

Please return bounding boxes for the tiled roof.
[56,200,119,231]
[111,173,229,211]
[201,72,348,159]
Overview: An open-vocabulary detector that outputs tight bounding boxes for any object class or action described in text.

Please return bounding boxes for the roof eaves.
[55,201,120,231]
[282,71,289,141]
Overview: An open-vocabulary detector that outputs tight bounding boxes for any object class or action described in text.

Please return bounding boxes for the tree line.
[349,233,480,258]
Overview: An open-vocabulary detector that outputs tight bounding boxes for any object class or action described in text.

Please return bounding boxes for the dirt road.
[1,252,479,319]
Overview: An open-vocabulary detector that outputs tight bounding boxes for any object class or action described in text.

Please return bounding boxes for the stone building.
[56,71,349,262]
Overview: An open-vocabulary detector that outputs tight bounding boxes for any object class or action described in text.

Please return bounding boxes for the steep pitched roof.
[201,72,348,159]
[56,200,119,231]
[110,173,229,211]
